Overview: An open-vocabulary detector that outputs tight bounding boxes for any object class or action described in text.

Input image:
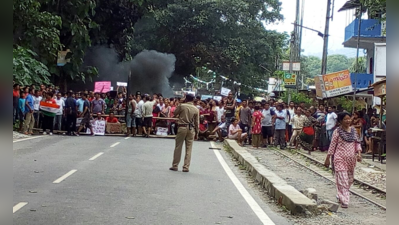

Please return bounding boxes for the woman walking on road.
[324,112,362,208]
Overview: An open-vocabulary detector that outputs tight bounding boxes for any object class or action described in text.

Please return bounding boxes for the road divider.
[53,170,77,184]
[110,142,120,148]
[89,152,104,161]
[13,202,28,213]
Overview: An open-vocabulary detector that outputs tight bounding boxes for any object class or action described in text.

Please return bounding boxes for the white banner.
[156,127,168,136]
[117,82,127,87]
[86,120,105,136]
[221,87,231,96]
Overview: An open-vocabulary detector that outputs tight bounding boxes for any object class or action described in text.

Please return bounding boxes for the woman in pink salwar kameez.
[325,112,362,208]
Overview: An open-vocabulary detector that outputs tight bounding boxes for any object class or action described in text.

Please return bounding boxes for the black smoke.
[129,50,176,97]
[82,46,176,97]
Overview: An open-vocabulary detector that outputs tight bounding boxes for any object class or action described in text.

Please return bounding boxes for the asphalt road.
[13,136,291,225]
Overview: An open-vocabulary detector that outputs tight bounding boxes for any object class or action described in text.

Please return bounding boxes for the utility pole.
[321,0,332,75]
[299,0,305,89]
[352,4,363,112]
[288,0,301,102]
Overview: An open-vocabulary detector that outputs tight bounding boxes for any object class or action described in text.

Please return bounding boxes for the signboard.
[86,120,106,136]
[220,87,231,96]
[282,61,301,71]
[322,70,353,98]
[373,81,386,97]
[283,73,297,86]
[201,95,213,100]
[94,81,111,93]
[117,82,127,87]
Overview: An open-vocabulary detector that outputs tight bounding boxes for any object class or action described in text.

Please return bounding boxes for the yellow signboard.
[284,73,297,86]
[322,70,353,98]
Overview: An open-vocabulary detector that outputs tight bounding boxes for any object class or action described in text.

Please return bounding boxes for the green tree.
[13,46,52,86]
[131,0,287,94]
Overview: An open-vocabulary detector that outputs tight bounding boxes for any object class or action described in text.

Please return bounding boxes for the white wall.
[374,43,386,78]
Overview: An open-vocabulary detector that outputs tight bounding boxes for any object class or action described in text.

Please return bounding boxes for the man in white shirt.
[261,103,275,147]
[135,95,145,135]
[287,101,295,141]
[32,90,43,127]
[325,106,338,142]
[289,108,306,148]
[142,96,156,137]
[54,92,65,131]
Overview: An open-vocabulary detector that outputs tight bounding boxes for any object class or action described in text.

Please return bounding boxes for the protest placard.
[117,82,127,87]
[94,81,111,93]
[220,87,231,96]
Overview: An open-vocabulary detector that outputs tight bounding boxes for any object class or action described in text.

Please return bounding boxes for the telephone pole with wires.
[321,0,333,75]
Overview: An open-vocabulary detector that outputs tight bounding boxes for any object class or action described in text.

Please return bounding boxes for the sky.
[264,0,358,58]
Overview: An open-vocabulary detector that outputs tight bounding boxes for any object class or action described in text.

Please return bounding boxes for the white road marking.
[89,152,104,161]
[211,142,275,225]
[110,142,120,148]
[13,202,28,213]
[124,137,130,140]
[13,136,44,143]
[53,170,77,184]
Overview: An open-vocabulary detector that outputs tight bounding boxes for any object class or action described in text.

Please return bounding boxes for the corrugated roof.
[338,0,361,12]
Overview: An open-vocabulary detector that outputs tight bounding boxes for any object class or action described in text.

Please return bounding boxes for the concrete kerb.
[224,139,317,215]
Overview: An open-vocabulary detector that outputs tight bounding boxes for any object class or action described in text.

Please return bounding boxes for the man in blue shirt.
[274,104,287,149]
[23,88,35,135]
[65,91,78,136]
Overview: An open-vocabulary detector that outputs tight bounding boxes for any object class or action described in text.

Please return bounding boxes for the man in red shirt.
[106,112,119,123]
[105,112,120,134]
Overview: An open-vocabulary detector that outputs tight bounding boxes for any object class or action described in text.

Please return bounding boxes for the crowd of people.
[13,83,386,155]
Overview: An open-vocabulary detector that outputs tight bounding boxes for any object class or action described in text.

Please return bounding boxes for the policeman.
[169,94,199,172]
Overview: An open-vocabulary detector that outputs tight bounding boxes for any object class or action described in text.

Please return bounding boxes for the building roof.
[338,0,361,12]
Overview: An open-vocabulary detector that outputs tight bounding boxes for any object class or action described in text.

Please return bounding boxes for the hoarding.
[322,70,353,98]
[283,73,297,86]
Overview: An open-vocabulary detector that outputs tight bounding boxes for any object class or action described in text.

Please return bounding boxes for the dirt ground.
[236,147,386,225]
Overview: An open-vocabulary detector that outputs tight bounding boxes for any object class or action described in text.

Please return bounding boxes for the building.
[339,0,386,106]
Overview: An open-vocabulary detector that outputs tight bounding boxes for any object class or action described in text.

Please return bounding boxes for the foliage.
[336,96,353,112]
[281,92,313,105]
[130,0,287,93]
[349,57,367,73]
[13,0,62,65]
[13,46,51,86]
[301,54,360,85]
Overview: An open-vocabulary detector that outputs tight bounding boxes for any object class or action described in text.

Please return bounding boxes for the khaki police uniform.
[172,102,199,170]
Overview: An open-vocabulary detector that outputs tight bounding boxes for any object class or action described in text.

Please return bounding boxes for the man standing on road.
[76,94,94,136]
[91,93,105,115]
[170,94,199,173]
[142,95,156,138]
[135,95,144,135]
[54,92,65,131]
[65,91,77,136]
